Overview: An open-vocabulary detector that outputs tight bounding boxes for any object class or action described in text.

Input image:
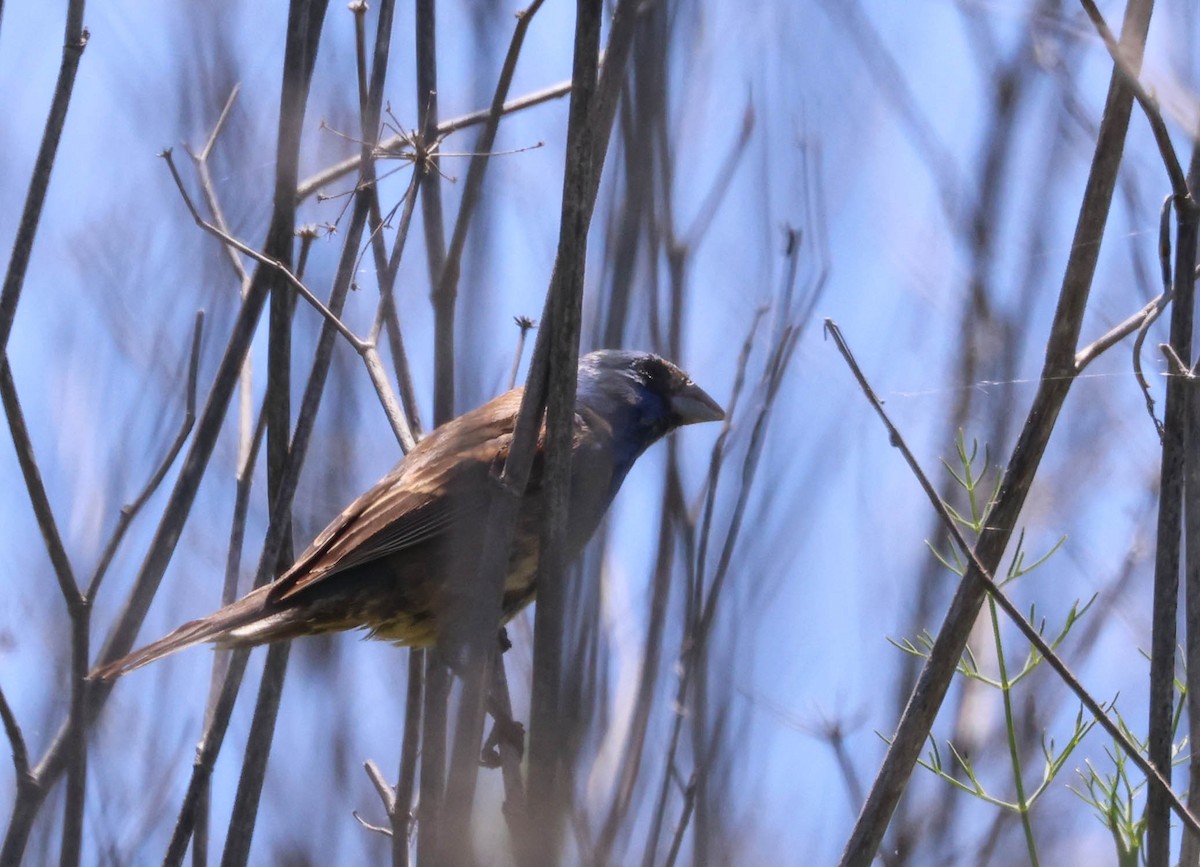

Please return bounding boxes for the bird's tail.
[89,585,277,681]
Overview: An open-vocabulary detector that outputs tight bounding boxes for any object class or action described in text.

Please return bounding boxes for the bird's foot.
[480,709,525,768]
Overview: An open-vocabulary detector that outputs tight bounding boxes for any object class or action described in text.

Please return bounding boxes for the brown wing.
[268,388,527,602]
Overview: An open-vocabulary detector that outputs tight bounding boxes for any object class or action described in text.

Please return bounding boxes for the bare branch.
[1077,0,1190,198]
[161,148,365,351]
[0,683,30,784]
[0,358,81,609]
[0,1,88,356]
[296,78,573,202]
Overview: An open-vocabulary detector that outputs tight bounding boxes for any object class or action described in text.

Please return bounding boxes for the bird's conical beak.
[671,381,725,425]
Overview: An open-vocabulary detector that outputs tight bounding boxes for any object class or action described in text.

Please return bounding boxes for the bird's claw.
[479,714,525,768]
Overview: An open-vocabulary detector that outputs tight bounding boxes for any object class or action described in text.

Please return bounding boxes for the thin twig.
[0,358,81,608]
[1132,196,1177,440]
[184,85,255,468]
[0,683,30,783]
[509,316,536,390]
[161,148,365,349]
[1073,291,1166,372]
[1077,0,1189,197]
[367,167,425,441]
[662,774,699,867]
[295,78,574,201]
[0,0,88,357]
[394,651,422,867]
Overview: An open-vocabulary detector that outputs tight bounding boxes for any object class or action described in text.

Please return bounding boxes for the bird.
[90,350,724,681]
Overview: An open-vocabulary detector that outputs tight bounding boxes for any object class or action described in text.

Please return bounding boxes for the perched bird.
[91,350,724,681]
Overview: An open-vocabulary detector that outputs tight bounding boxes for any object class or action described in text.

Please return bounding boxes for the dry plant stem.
[415,0,452,425]
[295,78,574,201]
[364,166,423,445]
[1184,164,1200,865]
[185,86,256,466]
[523,1,602,859]
[365,760,397,814]
[440,0,636,856]
[1078,0,1188,197]
[0,0,87,356]
[0,685,29,786]
[839,2,1155,860]
[166,320,341,863]
[583,0,640,208]
[650,296,800,864]
[1072,290,1166,371]
[220,645,290,867]
[195,402,268,867]
[417,661,449,865]
[1147,152,1199,865]
[412,0,548,848]
[509,317,535,389]
[412,0,453,857]
[593,475,678,861]
[358,170,423,862]
[595,43,760,858]
[663,774,699,867]
[346,0,418,453]
[0,361,79,610]
[163,649,253,867]
[162,151,362,350]
[186,86,250,290]
[394,651,422,867]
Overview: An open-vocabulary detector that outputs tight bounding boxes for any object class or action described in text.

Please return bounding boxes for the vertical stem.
[1149,148,1199,865]
[415,0,451,424]
[417,661,450,864]
[393,651,423,866]
[415,2,451,852]
[525,3,603,862]
[986,596,1038,866]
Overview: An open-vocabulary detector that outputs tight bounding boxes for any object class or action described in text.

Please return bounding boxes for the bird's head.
[576,350,725,469]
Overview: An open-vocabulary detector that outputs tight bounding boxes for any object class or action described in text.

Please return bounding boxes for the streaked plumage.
[91,350,723,681]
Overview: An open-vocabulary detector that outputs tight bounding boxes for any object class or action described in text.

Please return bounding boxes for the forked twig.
[296,78,574,201]
[1077,0,1189,197]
